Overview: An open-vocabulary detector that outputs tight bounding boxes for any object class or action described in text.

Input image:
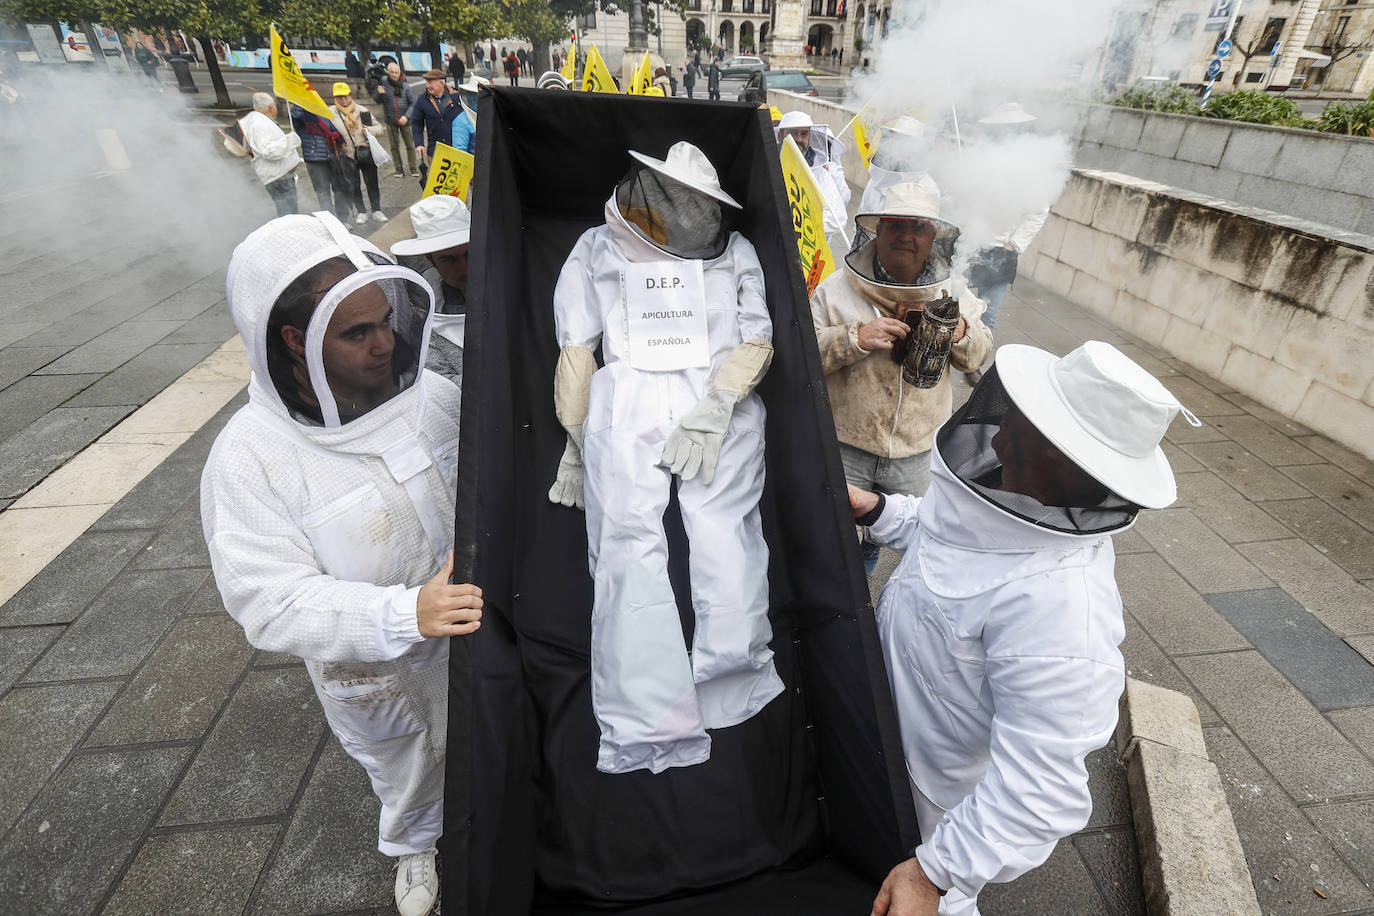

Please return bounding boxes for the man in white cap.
[777,109,851,255]
[547,141,783,775]
[201,212,483,916]
[810,182,992,573]
[856,342,1198,916]
[392,195,472,383]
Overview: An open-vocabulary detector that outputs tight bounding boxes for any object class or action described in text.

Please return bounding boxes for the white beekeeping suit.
[858,115,940,217]
[201,213,462,868]
[777,110,851,255]
[547,141,784,775]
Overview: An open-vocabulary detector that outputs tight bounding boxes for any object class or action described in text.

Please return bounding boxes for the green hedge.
[1108,86,1374,136]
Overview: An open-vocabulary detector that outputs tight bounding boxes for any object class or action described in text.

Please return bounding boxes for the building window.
[1334,15,1351,43]
[689,0,701,9]
[743,0,754,12]
[585,9,596,29]
[827,0,838,14]
[1245,71,1263,82]
[1259,17,1285,54]
[722,0,732,12]
[811,0,823,13]
[762,0,771,12]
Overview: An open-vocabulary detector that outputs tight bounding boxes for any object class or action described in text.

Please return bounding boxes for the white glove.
[548,428,584,509]
[659,389,735,485]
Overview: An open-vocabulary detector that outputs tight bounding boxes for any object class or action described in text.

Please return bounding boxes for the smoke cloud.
[846,0,1130,272]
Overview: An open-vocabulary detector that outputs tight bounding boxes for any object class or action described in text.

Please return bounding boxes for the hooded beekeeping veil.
[935,342,1195,535]
[847,181,958,295]
[872,115,933,172]
[615,141,739,259]
[226,211,434,429]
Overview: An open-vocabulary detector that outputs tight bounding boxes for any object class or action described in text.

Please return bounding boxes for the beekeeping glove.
[548,346,597,509]
[659,339,773,485]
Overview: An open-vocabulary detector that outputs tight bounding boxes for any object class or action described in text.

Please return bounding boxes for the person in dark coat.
[373,61,418,178]
[682,59,696,98]
[345,50,364,93]
[707,60,721,101]
[408,69,463,183]
[290,104,351,220]
[448,52,465,84]
[516,46,527,76]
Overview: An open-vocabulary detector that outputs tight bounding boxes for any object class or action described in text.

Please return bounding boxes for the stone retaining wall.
[1022,169,1374,459]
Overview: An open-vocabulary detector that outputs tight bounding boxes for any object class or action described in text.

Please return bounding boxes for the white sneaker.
[354,212,368,226]
[394,847,439,916]
[372,210,387,222]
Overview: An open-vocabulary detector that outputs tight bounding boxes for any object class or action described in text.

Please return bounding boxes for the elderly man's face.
[428,243,469,294]
[874,217,936,284]
[387,63,402,81]
[426,77,445,97]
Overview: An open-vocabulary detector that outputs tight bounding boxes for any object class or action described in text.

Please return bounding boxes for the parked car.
[737,69,817,104]
[719,55,768,79]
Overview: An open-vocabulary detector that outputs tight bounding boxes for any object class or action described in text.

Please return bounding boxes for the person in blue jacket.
[449,76,487,156]
[408,69,463,184]
[290,104,351,220]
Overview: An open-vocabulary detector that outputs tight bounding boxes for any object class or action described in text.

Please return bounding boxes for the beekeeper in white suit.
[392,195,472,384]
[856,342,1198,916]
[858,115,940,216]
[777,110,851,255]
[201,212,482,916]
[547,141,784,775]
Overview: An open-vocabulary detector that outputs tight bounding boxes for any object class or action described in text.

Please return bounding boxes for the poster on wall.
[94,23,129,70]
[25,23,65,63]
[57,22,95,62]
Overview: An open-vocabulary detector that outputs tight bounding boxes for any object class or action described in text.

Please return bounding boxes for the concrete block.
[1294,383,1374,464]
[1126,737,1260,916]
[1348,268,1374,334]
[1117,677,1207,762]
[1090,182,1152,241]
[1275,312,1374,400]
[1138,114,1187,159]
[1273,133,1351,188]
[1289,184,1366,235]
[1110,292,1173,346]
[1219,348,1310,417]
[1331,140,1374,196]
[1054,173,1104,225]
[1161,318,1233,378]
[1234,171,1298,220]
[1218,125,1285,180]
[1029,213,1068,261]
[1175,120,1231,167]
[1067,270,1118,319]
[1145,259,1221,328]
[1056,220,1105,274]
[1105,107,1147,150]
[1203,290,1296,360]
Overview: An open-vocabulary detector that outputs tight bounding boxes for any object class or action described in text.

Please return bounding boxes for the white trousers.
[582,374,784,774]
[306,637,448,855]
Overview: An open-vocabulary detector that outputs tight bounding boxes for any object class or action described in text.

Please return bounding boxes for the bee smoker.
[890,292,960,388]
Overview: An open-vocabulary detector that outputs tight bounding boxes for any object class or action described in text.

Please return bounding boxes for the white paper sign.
[623,260,709,372]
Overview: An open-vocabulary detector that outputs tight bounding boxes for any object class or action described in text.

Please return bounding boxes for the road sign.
[1208,59,1223,79]
[1217,39,1233,58]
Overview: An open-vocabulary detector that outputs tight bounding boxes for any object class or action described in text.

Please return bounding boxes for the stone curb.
[1116,677,1261,916]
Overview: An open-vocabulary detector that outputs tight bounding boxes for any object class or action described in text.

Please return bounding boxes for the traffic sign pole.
[1202,0,1243,109]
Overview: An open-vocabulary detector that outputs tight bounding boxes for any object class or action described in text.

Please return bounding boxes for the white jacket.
[871,444,1128,900]
[239,109,302,186]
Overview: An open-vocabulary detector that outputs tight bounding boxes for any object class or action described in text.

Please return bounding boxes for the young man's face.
[874,218,936,284]
[428,243,469,291]
[320,282,399,416]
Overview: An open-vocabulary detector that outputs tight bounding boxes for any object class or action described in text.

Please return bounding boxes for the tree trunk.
[532,38,550,74]
[197,36,232,107]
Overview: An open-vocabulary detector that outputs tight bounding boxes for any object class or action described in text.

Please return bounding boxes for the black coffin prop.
[444,87,918,915]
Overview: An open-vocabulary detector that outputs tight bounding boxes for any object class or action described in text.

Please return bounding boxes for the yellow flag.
[582,45,617,93]
[560,45,576,82]
[850,104,878,171]
[779,136,836,297]
[422,142,476,203]
[644,86,665,97]
[270,25,333,121]
[628,51,652,95]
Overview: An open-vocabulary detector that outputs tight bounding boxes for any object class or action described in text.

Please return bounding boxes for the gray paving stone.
[1180,652,1374,802]
[1206,588,1374,712]
[1121,610,1221,726]
[1221,392,1315,439]
[1116,553,1251,653]
[0,528,152,627]
[136,285,225,322]
[253,649,300,667]
[1163,413,1231,446]
[86,616,254,747]
[1180,441,1313,502]
[0,682,119,834]
[160,667,324,826]
[0,746,191,916]
[182,575,228,617]
[1158,439,1202,474]
[1072,829,1146,916]
[34,321,183,375]
[1133,508,1272,594]
[1204,415,1324,469]
[1237,540,1374,638]
[1174,470,1293,544]
[1306,802,1374,890]
[1112,527,1153,554]
[1294,435,1374,483]
[979,836,1108,916]
[0,405,134,499]
[1349,636,1374,667]
[0,346,66,391]
[1159,371,1245,414]
[131,497,211,570]
[1085,740,1133,830]
[1201,726,1374,914]
[64,341,224,409]
[158,307,237,345]
[1261,498,1374,580]
[248,739,397,915]
[23,568,206,682]
[1327,706,1374,761]
[1277,463,1374,533]
[103,824,279,916]
[0,626,60,694]
[0,324,46,349]
[0,373,101,442]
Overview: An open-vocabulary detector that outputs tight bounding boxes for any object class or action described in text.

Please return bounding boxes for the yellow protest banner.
[627,51,652,95]
[849,103,878,171]
[779,135,836,297]
[270,25,333,121]
[421,142,476,202]
[582,45,617,93]
[560,45,576,82]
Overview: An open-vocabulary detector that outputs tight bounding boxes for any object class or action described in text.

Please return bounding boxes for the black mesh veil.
[845,218,959,290]
[615,161,730,259]
[936,365,1141,535]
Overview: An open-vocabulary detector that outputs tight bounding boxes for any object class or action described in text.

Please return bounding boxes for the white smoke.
[846,0,1131,274]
